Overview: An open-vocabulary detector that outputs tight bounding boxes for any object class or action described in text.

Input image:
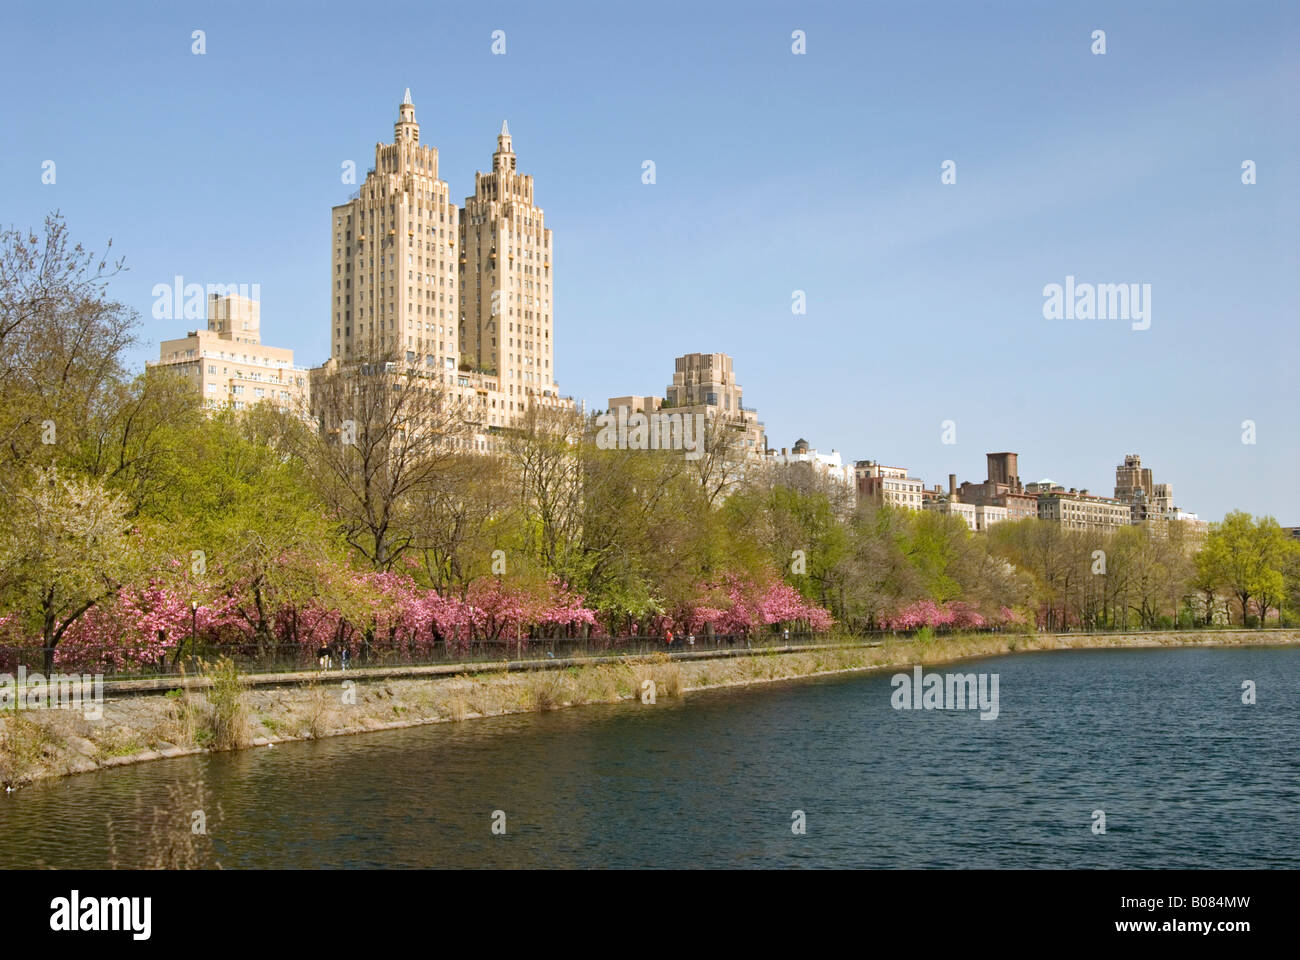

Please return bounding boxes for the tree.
[0,467,133,670]
[575,434,700,633]
[687,414,754,507]
[307,350,473,570]
[1283,537,1300,626]
[75,368,204,519]
[501,405,588,584]
[0,213,134,487]
[167,409,346,651]
[989,518,1077,630]
[409,452,517,596]
[827,502,925,630]
[1191,544,1224,626]
[1251,518,1292,627]
[1199,512,1290,626]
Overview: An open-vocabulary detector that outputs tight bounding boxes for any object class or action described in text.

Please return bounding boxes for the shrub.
[204,657,251,751]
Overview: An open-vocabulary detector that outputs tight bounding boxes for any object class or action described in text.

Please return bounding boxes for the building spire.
[494,120,515,170]
[396,90,417,140]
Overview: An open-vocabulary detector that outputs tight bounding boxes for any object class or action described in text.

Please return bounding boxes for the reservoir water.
[1,646,1296,868]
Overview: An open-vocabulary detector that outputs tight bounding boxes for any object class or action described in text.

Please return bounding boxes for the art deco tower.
[329,90,460,377]
[459,121,558,414]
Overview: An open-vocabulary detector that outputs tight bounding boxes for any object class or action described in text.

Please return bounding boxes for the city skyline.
[3,0,1296,521]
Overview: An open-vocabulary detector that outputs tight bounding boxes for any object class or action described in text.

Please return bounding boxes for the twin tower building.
[154,91,569,433]
[322,89,568,431]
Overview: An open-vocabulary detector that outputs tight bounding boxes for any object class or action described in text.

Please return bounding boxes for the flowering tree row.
[883,600,1031,632]
[0,562,840,673]
[666,575,835,636]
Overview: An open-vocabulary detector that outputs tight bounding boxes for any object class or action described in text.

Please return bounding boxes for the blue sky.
[3,0,1296,521]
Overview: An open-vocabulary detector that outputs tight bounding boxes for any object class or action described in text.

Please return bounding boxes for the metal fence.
[0,630,833,680]
[2,623,1288,681]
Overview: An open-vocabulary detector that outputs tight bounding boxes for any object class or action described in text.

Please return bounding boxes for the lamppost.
[190,601,198,669]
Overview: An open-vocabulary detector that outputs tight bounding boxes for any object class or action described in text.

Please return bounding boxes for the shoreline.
[3,629,1296,790]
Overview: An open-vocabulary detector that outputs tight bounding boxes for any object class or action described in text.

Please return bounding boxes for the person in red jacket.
[665,628,674,645]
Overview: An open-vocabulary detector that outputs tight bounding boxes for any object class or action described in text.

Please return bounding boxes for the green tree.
[164,409,345,650]
[0,467,133,669]
[1200,511,1291,627]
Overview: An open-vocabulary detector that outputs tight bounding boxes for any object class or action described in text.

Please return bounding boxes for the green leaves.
[1199,511,1296,625]
[0,467,132,656]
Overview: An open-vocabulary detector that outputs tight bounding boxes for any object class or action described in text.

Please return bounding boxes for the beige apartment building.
[668,352,765,456]
[856,460,925,510]
[152,293,309,414]
[606,395,663,420]
[460,120,564,414]
[321,91,569,438]
[330,90,460,378]
[1114,453,1175,522]
[924,497,978,530]
[975,503,1010,530]
[1030,481,1132,532]
[608,352,766,458]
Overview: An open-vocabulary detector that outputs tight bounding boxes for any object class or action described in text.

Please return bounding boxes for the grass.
[97,730,146,759]
[203,657,253,751]
[292,677,338,739]
[260,715,284,735]
[162,685,210,747]
[444,689,469,721]
[523,672,565,711]
[572,665,621,703]
[0,713,63,785]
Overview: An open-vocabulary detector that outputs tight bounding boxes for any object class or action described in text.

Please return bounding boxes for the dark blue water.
[1,646,1296,868]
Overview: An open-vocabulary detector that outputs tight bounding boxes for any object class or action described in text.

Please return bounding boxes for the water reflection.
[1,647,1296,868]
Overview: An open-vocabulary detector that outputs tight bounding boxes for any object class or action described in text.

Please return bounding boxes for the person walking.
[665,628,674,646]
[340,645,350,671]
[317,645,331,671]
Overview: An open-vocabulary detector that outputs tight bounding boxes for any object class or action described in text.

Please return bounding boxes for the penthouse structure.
[151,293,309,414]
[607,352,766,458]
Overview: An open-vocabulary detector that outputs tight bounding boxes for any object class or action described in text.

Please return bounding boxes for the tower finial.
[403,87,413,105]
[501,119,509,137]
